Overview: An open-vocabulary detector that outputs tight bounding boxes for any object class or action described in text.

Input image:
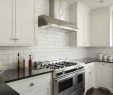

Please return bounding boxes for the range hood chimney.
[38,0,78,32]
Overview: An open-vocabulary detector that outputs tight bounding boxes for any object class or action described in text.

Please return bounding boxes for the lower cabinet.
[7,73,52,95]
[95,62,113,92]
[84,62,113,93]
[84,62,95,91]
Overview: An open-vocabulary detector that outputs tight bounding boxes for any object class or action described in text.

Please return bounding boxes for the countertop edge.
[4,70,53,83]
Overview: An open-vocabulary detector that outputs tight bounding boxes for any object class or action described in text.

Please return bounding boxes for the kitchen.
[0,0,113,95]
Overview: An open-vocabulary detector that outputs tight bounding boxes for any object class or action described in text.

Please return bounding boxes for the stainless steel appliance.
[38,0,79,32]
[43,61,85,95]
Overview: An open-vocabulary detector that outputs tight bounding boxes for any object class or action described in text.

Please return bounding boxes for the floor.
[86,87,113,95]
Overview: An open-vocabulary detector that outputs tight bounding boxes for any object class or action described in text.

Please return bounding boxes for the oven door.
[76,69,85,90]
[53,73,76,95]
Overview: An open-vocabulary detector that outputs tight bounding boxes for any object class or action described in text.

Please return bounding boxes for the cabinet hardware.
[29,82,35,87]
[12,38,19,40]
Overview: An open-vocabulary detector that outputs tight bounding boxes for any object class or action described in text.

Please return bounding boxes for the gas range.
[45,61,85,95]
[42,61,84,78]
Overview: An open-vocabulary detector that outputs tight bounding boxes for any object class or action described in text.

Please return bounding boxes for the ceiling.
[79,0,113,9]
[64,0,113,9]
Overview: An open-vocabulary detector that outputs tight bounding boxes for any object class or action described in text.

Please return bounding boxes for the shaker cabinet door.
[95,62,113,90]
[0,0,15,45]
[15,0,35,46]
[91,9,110,47]
[77,3,91,47]
[85,63,95,91]
[0,0,35,46]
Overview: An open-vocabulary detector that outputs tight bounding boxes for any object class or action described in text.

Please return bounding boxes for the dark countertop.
[0,78,20,95]
[71,57,113,64]
[0,68,53,83]
[0,82,20,95]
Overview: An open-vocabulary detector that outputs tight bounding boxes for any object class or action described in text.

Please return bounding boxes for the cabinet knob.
[12,38,19,40]
[29,82,35,87]
[83,43,86,44]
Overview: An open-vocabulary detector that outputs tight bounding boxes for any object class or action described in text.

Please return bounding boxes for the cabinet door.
[95,62,113,90]
[91,10,110,47]
[0,0,15,45]
[77,4,90,47]
[15,0,35,46]
[85,63,95,91]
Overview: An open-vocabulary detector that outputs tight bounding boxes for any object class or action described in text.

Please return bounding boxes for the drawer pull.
[29,82,34,87]
[12,38,19,40]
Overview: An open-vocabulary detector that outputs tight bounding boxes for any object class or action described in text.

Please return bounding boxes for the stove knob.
[62,70,65,75]
[78,66,84,69]
[56,72,63,77]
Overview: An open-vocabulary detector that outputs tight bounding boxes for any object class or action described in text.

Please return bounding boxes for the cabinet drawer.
[7,73,52,95]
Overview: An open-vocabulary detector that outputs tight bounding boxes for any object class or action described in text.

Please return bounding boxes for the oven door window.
[77,74,83,84]
[58,78,73,92]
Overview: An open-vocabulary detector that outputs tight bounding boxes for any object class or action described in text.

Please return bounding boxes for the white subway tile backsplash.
[86,47,113,58]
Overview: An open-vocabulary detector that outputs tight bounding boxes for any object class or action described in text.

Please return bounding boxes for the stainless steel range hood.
[38,0,78,32]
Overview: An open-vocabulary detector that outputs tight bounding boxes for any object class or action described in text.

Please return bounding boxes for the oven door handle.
[55,74,75,82]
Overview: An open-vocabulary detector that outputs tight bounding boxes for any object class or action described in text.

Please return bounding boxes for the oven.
[53,72,76,95]
[72,69,85,95]
[76,69,85,90]
[53,68,85,95]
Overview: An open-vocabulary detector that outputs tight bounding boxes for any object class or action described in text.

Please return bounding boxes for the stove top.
[42,61,77,70]
[41,61,84,78]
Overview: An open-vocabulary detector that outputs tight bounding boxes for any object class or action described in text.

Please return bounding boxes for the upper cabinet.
[15,0,35,46]
[0,0,15,45]
[90,7,113,47]
[69,2,91,47]
[0,0,35,46]
[77,3,91,47]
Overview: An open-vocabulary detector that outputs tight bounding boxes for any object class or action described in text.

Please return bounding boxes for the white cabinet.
[0,0,35,46]
[69,3,91,47]
[84,63,95,91]
[15,0,35,46]
[7,73,52,95]
[0,0,15,45]
[84,62,113,92]
[95,62,113,91]
[91,7,112,47]
[77,3,91,47]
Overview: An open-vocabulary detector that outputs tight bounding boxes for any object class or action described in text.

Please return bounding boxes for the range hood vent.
[38,0,78,32]
[38,15,78,31]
